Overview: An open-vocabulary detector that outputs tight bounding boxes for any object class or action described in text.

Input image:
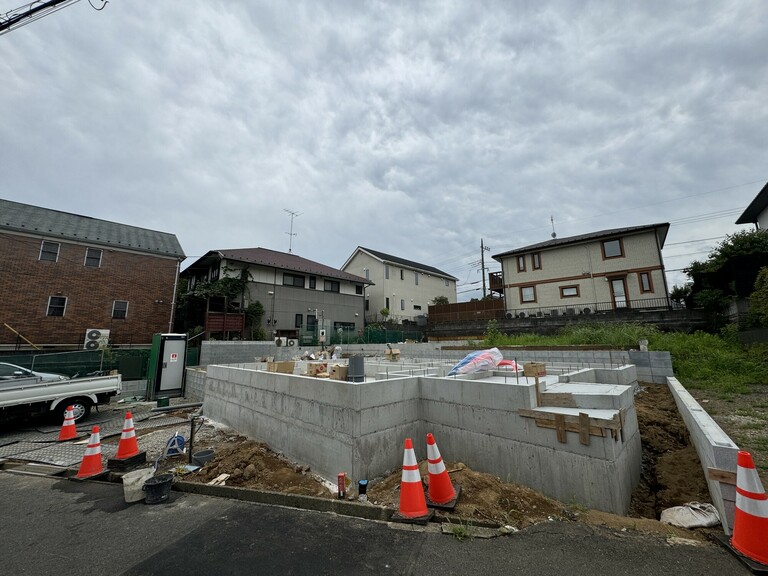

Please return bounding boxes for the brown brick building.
[0,199,185,349]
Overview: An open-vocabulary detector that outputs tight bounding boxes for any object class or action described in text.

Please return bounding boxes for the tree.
[380,307,390,321]
[432,295,450,305]
[749,267,768,327]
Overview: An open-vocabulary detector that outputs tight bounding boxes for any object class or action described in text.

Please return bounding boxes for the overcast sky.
[2,1,766,300]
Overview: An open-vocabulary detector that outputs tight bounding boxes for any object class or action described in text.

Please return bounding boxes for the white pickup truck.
[0,373,122,424]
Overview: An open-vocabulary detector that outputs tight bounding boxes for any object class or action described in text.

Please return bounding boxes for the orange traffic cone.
[115,412,140,459]
[57,405,77,441]
[731,451,768,565]
[394,438,432,523]
[426,433,459,509]
[76,426,104,478]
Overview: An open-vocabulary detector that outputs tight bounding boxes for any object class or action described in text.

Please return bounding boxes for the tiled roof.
[735,182,768,225]
[492,223,670,259]
[0,199,185,258]
[352,247,457,280]
[191,247,370,284]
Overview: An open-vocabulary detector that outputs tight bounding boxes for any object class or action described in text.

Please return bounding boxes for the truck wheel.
[57,398,92,424]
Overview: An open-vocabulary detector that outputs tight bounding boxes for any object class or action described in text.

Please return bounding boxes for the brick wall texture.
[0,232,179,347]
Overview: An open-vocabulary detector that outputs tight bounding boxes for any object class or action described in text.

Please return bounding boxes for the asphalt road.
[0,472,751,576]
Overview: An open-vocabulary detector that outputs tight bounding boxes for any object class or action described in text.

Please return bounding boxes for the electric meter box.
[146,333,187,400]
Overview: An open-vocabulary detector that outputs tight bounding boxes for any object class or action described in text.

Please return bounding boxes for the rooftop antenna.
[284,208,302,253]
[550,215,557,239]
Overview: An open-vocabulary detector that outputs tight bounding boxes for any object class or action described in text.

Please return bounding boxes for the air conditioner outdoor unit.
[505,312,513,320]
[83,329,110,350]
[286,339,296,347]
[275,337,288,346]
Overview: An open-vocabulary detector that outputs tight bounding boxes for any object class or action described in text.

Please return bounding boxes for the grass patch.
[482,322,768,395]
[448,518,475,541]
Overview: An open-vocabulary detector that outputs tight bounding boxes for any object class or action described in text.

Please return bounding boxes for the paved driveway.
[0,473,750,576]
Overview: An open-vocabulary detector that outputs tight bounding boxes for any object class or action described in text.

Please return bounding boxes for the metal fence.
[1,346,200,380]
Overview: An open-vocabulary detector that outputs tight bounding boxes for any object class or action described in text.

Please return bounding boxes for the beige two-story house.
[491,223,670,317]
[341,247,457,323]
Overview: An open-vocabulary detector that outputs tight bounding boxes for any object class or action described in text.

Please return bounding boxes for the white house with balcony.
[491,224,671,317]
[341,247,457,323]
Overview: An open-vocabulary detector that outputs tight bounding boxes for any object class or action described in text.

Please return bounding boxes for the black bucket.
[143,473,173,504]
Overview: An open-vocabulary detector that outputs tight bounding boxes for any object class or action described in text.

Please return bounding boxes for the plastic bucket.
[143,473,174,504]
[123,468,155,503]
[192,449,215,467]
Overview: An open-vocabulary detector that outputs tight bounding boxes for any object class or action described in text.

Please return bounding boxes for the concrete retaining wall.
[666,377,739,534]
[185,368,207,402]
[202,362,641,514]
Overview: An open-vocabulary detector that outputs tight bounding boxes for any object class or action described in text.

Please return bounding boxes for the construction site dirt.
[159,382,725,540]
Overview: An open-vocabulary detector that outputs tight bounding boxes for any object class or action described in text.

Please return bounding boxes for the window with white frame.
[47,296,67,316]
[84,248,102,268]
[39,241,60,262]
[112,300,128,319]
[414,272,419,285]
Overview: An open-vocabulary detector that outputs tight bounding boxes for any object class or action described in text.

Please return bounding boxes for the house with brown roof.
[491,224,671,318]
[0,199,185,349]
[181,248,371,344]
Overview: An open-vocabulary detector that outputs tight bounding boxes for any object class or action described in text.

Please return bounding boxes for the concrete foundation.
[201,356,642,515]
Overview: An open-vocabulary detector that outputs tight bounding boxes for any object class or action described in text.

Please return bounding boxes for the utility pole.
[284,209,301,253]
[481,238,490,298]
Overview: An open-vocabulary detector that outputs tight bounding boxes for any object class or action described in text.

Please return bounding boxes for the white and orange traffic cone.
[115,412,140,459]
[76,426,105,479]
[426,433,460,510]
[731,451,768,566]
[393,438,432,524]
[57,405,77,442]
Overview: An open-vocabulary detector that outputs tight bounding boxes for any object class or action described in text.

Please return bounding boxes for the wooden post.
[534,375,542,407]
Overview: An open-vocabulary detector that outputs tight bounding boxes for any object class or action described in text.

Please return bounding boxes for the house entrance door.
[610,278,628,309]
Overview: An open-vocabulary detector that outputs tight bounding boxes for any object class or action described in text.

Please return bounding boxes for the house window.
[602,239,624,259]
[365,299,370,311]
[84,248,102,268]
[364,269,369,280]
[560,285,580,298]
[355,284,363,295]
[324,280,340,293]
[385,265,390,279]
[517,255,526,272]
[39,241,60,262]
[638,272,653,293]
[413,304,422,311]
[283,273,305,288]
[307,315,317,328]
[520,286,536,303]
[47,296,67,316]
[532,253,541,270]
[400,299,405,311]
[414,272,419,285]
[444,279,449,287]
[385,297,390,309]
[400,269,404,280]
[309,276,316,289]
[112,300,129,319]
[210,267,220,281]
[295,314,303,328]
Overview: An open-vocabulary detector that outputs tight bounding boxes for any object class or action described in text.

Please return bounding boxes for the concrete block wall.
[185,368,207,402]
[202,361,641,514]
[666,377,739,534]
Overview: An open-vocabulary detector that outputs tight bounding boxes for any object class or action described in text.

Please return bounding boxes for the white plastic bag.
[659,502,720,528]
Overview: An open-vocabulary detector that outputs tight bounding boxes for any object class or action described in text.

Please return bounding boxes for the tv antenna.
[550,215,557,239]
[284,209,302,253]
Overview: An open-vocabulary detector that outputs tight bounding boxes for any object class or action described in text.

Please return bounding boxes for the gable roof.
[735,182,768,226]
[185,247,371,284]
[492,223,670,260]
[0,198,185,258]
[344,246,457,280]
